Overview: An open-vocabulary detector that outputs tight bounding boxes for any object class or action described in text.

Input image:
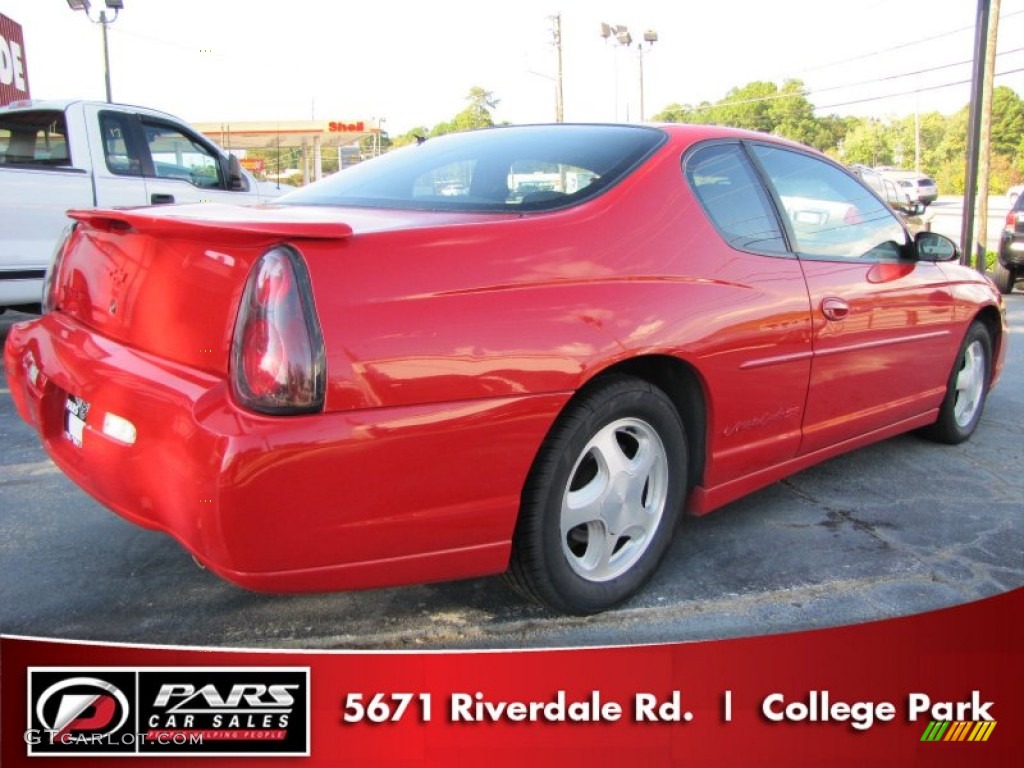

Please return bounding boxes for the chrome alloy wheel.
[953,339,986,428]
[560,417,669,582]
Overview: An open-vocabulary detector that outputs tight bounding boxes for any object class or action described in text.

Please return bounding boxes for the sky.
[3,0,1024,135]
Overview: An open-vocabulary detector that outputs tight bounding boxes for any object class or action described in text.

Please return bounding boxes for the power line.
[792,8,1024,76]
[814,66,1024,111]
[672,52,1024,116]
[811,46,1024,96]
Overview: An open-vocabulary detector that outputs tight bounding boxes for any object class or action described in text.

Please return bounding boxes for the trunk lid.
[52,204,353,376]
[51,202,515,376]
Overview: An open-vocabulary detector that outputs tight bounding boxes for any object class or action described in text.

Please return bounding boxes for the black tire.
[921,322,992,445]
[506,375,688,614]
[991,261,1016,295]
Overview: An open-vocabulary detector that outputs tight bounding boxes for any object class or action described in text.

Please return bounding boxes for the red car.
[4,124,1006,614]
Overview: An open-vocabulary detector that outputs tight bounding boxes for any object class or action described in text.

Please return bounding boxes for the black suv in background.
[995,192,1024,294]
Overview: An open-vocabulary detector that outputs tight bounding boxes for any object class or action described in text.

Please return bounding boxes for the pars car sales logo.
[26,667,309,756]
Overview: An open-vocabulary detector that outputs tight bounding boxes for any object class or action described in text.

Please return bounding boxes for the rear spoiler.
[67,205,354,242]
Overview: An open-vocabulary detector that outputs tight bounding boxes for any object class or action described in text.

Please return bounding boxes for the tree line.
[245,82,1024,195]
[391,81,1024,195]
[652,79,1024,194]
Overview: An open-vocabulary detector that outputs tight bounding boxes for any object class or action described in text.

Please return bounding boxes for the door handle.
[821,297,850,321]
[151,193,175,205]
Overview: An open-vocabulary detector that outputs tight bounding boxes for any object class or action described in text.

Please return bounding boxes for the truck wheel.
[506,375,687,614]
[991,261,1015,294]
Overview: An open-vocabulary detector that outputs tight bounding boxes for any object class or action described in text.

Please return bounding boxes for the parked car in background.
[4,124,1006,615]
[0,100,289,313]
[1007,184,1023,205]
[995,189,1024,293]
[851,164,925,217]
[877,169,938,207]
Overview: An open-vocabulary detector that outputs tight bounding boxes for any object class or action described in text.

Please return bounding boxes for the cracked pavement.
[1,295,1021,650]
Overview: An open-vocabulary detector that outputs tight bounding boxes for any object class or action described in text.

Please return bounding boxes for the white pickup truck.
[0,99,289,312]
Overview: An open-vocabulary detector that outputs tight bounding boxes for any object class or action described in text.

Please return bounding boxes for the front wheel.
[921,322,992,444]
[506,375,688,614]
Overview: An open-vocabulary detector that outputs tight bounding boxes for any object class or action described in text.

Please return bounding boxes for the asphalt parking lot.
[1,295,1022,650]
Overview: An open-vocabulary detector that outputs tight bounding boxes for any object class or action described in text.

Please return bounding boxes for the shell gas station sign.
[0,13,30,106]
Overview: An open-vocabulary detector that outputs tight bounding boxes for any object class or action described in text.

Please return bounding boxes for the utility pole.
[552,14,564,123]
[960,0,992,270]
[975,0,1001,271]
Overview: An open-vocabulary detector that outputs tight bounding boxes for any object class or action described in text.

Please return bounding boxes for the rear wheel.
[991,261,1016,295]
[922,322,992,444]
[506,375,687,614]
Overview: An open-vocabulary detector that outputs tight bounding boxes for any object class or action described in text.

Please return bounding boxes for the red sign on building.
[0,13,30,106]
[241,157,266,173]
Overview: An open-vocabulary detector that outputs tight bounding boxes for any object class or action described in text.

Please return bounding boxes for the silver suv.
[878,170,938,207]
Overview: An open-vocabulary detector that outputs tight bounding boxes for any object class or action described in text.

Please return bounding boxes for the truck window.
[142,121,222,189]
[0,111,70,167]
[100,111,143,176]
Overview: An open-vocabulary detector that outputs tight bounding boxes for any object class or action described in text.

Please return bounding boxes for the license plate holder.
[64,394,90,448]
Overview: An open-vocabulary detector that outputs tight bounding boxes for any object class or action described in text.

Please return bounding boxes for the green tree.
[838,119,893,167]
[652,80,846,151]
[392,126,431,148]
[766,80,817,144]
[711,81,778,132]
[446,87,500,133]
[991,85,1024,158]
[651,102,695,123]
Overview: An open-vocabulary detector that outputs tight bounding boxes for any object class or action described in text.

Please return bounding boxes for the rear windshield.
[279,124,666,213]
[0,110,70,167]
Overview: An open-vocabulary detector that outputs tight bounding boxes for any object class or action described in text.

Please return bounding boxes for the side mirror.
[915,231,959,262]
[225,153,248,191]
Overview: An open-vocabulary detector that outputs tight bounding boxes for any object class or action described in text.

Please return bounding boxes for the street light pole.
[600,23,629,121]
[66,1,124,104]
[100,11,113,103]
[600,23,657,122]
[638,30,658,122]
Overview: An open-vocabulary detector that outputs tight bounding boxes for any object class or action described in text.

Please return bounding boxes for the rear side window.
[685,143,787,254]
[0,110,70,167]
[280,125,666,212]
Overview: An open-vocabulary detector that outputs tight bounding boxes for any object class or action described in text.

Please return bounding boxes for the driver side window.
[752,145,907,261]
[142,122,222,189]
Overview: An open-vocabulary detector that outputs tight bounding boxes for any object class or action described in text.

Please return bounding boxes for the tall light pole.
[637,30,658,122]
[376,117,387,157]
[600,23,629,121]
[66,1,124,103]
[600,23,657,121]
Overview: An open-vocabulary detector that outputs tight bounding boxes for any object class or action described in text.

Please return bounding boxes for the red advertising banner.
[0,13,30,106]
[1,588,1021,766]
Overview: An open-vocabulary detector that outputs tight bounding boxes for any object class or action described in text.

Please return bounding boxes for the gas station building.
[191,120,381,185]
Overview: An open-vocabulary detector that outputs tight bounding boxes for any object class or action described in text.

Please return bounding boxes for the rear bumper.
[4,314,565,592]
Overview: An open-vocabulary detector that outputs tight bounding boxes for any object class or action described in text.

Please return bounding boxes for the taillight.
[1006,210,1019,232]
[42,223,76,314]
[231,246,325,414]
